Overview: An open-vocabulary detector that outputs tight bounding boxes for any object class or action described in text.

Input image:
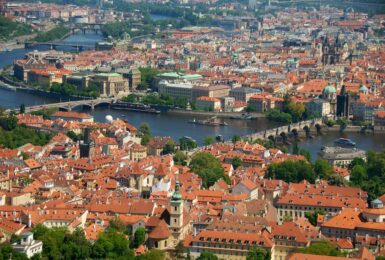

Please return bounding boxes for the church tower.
[170,180,183,236]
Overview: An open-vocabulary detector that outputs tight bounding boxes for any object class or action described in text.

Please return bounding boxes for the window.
[175,206,178,211]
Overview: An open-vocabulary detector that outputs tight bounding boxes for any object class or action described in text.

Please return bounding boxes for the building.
[195,96,222,111]
[318,146,366,166]
[128,68,141,91]
[272,222,310,260]
[130,143,147,161]
[248,94,285,113]
[306,99,331,117]
[90,73,129,97]
[321,35,342,65]
[248,0,257,10]
[337,85,350,117]
[192,85,230,101]
[51,111,94,123]
[155,72,203,84]
[80,128,95,158]
[169,181,190,241]
[158,81,193,100]
[232,179,259,200]
[374,111,385,131]
[321,204,385,241]
[220,97,235,112]
[275,181,368,224]
[12,232,43,258]
[352,99,383,124]
[147,137,176,156]
[185,227,273,260]
[287,249,375,260]
[230,87,260,102]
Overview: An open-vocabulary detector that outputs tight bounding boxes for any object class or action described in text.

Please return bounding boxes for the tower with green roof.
[170,180,183,235]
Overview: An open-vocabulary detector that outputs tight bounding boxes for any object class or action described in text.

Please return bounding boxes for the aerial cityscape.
[0,0,384,259]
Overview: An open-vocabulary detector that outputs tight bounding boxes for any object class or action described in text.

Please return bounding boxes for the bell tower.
[170,180,183,235]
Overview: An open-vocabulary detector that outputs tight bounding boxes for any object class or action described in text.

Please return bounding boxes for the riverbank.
[167,109,265,118]
[0,76,92,105]
[325,125,385,133]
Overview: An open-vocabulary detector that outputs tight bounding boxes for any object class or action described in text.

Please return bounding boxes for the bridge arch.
[279,132,287,142]
[69,100,111,111]
[268,135,275,142]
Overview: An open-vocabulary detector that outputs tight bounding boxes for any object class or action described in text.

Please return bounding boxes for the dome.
[323,85,336,94]
[105,115,113,123]
[171,181,182,202]
[359,85,368,92]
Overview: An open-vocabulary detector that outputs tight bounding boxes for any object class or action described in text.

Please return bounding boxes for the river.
[0,33,384,154]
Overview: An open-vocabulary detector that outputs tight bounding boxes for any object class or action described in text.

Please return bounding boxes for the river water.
[0,33,384,155]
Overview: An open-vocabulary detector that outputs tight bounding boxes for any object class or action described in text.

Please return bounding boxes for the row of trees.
[267,158,342,185]
[266,95,316,123]
[48,83,100,98]
[349,151,385,201]
[27,223,165,260]
[123,93,188,109]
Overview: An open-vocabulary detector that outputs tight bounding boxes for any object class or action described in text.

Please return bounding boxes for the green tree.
[19,104,25,114]
[247,247,271,260]
[92,230,134,258]
[267,109,292,123]
[109,217,127,233]
[296,240,345,257]
[139,67,159,90]
[122,94,139,103]
[174,151,188,166]
[66,131,78,142]
[204,136,214,146]
[336,117,348,132]
[350,165,368,185]
[328,174,346,186]
[231,156,243,169]
[348,157,367,170]
[137,249,165,260]
[287,102,305,122]
[162,140,176,155]
[139,122,152,146]
[132,227,146,248]
[197,252,218,260]
[305,210,325,226]
[314,159,334,180]
[10,234,21,244]
[179,137,197,151]
[0,245,28,260]
[267,160,316,183]
[190,152,229,188]
[232,135,241,143]
[173,241,185,259]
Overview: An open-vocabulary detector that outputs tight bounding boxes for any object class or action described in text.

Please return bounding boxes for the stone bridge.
[23,98,114,113]
[244,118,324,142]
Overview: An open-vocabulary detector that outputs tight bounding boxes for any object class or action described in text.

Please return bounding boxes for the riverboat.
[111,102,161,114]
[334,138,356,147]
[188,116,228,126]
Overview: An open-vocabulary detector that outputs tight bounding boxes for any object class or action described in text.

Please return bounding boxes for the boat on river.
[230,113,254,120]
[334,138,356,147]
[111,102,161,114]
[188,116,228,126]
